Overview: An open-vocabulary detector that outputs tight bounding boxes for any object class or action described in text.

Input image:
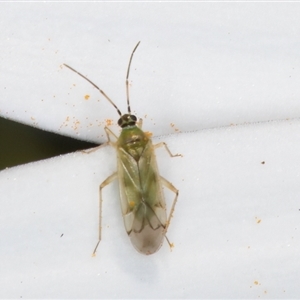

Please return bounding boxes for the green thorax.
[117,125,149,162]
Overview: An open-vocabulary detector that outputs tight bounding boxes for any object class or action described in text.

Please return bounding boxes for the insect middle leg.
[92,172,118,256]
[154,142,182,157]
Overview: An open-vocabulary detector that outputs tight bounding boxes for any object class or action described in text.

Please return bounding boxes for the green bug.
[64,42,180,255]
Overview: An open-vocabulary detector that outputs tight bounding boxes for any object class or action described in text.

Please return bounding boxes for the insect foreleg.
[154,142,182,158]
[104,127,118,147]
[80,126,118,155]
[92,172,118,256]
[137,118,143,128]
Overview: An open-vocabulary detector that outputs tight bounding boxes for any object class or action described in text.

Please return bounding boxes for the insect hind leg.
[92,172,118,256]
[160,176,179,250]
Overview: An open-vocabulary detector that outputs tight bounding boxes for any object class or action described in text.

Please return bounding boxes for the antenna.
[126,41,140,114]
[63,64,123,116]
[63,42,141,118]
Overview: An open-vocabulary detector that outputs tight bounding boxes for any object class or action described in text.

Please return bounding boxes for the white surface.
[1,121,300,298]
[1,2,300,299]
[2,3,300,142]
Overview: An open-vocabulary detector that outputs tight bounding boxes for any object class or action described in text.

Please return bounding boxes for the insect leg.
[80,127,119,155]
[82,127,118,155]
[154,142,182,157]
[104,126,118,147]
[137,118,143,128]
[92,127,119,256]
[93,172,118,256]
[159,176,179,250]
[160,176,179,232]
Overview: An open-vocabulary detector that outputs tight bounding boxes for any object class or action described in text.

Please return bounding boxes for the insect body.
[64,42,180,255]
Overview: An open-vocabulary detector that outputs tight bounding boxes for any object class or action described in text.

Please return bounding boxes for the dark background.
[0,116,98,170]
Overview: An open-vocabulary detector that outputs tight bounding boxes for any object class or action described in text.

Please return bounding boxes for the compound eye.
[131,115,137,122]
[118,118,123,126]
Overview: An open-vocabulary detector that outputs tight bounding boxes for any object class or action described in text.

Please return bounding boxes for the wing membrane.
[117,139,167,254]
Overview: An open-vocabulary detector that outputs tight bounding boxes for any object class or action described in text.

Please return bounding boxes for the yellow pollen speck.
[106,119,113,126]
[170,122,180,132]
[84,95,90,100]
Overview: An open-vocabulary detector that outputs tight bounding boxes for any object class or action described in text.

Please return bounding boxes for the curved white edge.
[1,120,300,298]
[1,4,300,143]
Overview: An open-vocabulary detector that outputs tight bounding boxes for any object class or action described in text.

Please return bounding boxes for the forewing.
[117,140,167,254]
